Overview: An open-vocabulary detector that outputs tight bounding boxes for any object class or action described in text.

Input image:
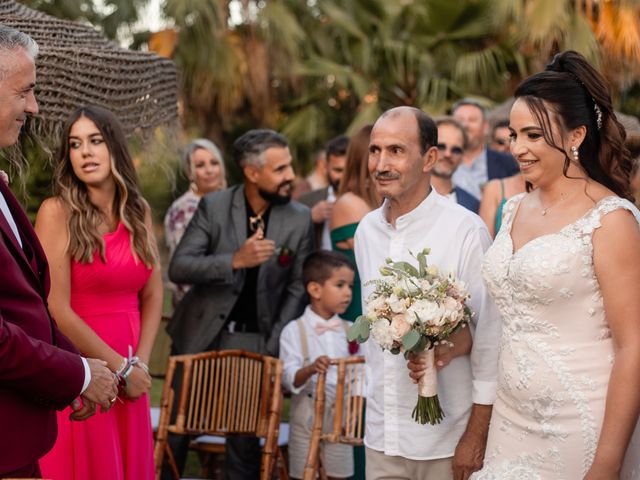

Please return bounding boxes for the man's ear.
[243,163,261,184]
[422,145,439,173]
[307,281,322,300]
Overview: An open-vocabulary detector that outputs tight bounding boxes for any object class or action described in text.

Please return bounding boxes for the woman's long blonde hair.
[53,105,158,267]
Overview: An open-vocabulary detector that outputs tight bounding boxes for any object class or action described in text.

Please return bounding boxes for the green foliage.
[401,330,421,351]
[347,316,370,343]
[20,0,149,40]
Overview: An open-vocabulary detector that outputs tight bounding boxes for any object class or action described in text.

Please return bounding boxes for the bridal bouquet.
[348,248,472,425]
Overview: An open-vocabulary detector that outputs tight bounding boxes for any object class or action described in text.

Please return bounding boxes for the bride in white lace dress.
[472,51,640,480]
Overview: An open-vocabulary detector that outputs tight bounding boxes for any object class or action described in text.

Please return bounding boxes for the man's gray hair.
[0,25,39,58]
[451,98,488,119]
[182,138,227,187]
[435,116,469,150]
[232,129,288,168]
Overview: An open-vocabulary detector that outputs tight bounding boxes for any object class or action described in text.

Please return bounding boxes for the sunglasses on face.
[436,143,464,156]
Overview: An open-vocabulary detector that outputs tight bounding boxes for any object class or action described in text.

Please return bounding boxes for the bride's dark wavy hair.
[53,105,158,266]
[514,50,634,202]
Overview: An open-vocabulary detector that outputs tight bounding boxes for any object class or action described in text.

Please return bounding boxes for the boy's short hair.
[303,250,354,287]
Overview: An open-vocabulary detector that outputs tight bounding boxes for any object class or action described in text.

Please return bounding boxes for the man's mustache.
[278,180,293,189]
[374,171,400,180]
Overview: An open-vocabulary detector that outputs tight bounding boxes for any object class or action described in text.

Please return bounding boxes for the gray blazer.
[167,184,314,355]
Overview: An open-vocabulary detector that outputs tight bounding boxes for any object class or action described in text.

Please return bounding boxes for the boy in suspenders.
[279,251,356,479]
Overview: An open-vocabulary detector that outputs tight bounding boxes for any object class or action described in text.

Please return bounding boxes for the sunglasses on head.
[436,143,464,156]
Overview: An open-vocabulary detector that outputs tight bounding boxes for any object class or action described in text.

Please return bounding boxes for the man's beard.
[258,181,292,205]
[329,178,340,192]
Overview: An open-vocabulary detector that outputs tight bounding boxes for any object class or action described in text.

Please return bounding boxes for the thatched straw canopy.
[0,0,178,139]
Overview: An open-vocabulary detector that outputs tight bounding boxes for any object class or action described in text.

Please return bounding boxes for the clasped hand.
[70,358,119,421]
[122,364,152,400]
[232,228,275,269]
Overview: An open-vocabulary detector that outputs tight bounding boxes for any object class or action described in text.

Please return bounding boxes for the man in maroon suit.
[0,26,119,477]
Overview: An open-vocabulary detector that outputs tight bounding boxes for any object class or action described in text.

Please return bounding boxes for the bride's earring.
[570,146,579,162]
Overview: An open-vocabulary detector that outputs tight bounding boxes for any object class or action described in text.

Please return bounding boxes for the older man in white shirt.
[354,106,500,480]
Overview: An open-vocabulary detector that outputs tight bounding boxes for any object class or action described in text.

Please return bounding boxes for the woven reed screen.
[0,0,178,138]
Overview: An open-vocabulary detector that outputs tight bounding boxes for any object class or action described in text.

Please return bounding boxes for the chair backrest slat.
[303,356,366,480]
[154,350,285,480]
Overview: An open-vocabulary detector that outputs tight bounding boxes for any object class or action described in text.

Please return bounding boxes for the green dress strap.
[330,222,359,243]
[495,179,508,234]
[330,223,362,322]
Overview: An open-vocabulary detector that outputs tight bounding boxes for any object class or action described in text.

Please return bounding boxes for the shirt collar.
[379,188,443,230]
[304,304,341,326]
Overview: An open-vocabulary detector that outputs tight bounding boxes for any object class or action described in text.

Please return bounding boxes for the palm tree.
[280,0,525,155]
[19,0,149,40]
[492,0,640,92]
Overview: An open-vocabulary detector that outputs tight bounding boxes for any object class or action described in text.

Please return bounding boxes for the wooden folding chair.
[153,349,288,480]
[303,356,366,480]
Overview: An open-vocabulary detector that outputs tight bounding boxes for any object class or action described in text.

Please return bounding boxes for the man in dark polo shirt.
[167,129,314,479]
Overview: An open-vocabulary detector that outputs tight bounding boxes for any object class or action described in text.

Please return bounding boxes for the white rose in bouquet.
[388,294,407,314]
[407,299,443,326]
[371,319,394,350]
[441,296,462,323]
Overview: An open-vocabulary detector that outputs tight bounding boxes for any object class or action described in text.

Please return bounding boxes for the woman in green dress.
[330,124,380,480]
[330,125,379,320]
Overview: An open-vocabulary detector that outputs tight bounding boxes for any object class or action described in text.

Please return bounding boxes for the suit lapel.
[257,202,287,292]
[266,204,286,252]
[231,185,247,248]
[0,180,39,281]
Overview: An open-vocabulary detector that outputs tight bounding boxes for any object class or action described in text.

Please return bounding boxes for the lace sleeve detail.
[499,192,527,232]
[578,196,640,237]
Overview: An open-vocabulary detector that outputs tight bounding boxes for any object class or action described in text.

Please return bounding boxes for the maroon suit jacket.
[0,179,85,474]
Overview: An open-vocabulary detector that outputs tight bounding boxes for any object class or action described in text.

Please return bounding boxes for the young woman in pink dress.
[36,105,163,480]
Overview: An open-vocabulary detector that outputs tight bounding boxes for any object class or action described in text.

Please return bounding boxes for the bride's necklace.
[539,189,580,216]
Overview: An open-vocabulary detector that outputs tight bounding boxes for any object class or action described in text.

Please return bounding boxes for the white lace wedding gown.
[472,194,640,480]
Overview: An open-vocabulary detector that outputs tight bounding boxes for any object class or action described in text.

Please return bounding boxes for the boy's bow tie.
[313,318,342,335]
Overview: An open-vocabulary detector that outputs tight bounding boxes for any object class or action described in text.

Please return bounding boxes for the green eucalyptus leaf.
[414,335,428,352]
[358,317,371,343]
[348,316,367,342]
[392,261,420,277]
[402,330,421,351]
[347,322,360,342]
[417,251,427,276]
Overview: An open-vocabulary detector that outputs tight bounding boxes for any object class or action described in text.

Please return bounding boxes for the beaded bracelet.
[114,357,127,376]
[119,345,150,387]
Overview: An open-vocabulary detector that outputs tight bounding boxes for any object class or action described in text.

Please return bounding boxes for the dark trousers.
[1,461,41,478]
[162,330,266,480]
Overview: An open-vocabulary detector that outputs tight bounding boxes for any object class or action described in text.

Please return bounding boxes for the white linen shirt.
[354,189,500,460]
[280,305,351,400]
[321,186,336,250]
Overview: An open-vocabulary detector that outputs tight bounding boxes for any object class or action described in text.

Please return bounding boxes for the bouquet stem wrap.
[412,349,444,425]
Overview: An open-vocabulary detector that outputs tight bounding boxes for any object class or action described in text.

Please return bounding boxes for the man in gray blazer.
[166,129,314,479]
